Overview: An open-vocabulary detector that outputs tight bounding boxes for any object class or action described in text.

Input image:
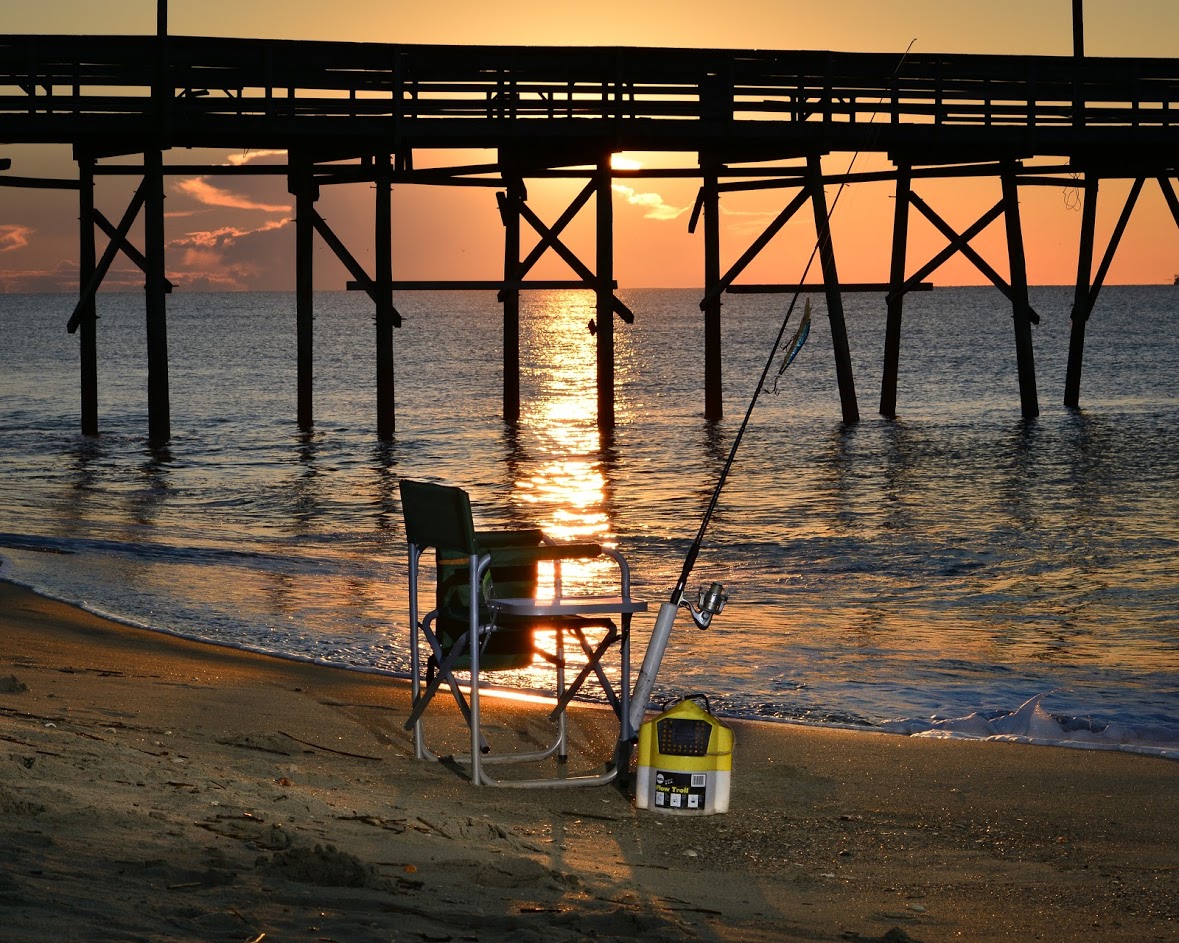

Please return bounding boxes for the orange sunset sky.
[1,1,1177,292]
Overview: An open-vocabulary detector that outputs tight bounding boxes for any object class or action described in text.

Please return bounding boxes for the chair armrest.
[525,542,604,562]
[541,540,633,598]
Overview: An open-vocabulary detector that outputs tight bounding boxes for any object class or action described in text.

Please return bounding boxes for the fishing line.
[628,40,918,738]
[670,37,918,604]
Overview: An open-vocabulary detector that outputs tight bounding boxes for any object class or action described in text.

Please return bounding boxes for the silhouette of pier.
[2,18,1178,438]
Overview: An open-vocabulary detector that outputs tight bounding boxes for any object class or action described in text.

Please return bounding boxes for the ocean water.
[1,287,1177,756]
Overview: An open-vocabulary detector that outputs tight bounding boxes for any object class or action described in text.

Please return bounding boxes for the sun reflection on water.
[516,292,618,598]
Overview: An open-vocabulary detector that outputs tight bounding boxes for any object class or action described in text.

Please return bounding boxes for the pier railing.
[3,37,1178,157]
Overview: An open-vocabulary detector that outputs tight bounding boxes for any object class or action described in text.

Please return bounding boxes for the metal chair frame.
[400,479,638,787]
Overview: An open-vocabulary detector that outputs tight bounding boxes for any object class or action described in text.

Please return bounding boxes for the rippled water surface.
[1,287,1177,741]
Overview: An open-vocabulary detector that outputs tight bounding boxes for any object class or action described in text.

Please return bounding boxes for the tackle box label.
[652,770,709,810]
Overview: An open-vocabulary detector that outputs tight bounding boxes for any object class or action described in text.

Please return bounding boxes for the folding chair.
[399,478,644,787]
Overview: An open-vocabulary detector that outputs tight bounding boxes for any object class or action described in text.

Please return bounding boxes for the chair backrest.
[399,479,478,554]
[400,479,541,670]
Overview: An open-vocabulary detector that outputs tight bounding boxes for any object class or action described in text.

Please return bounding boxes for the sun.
[610,154,643,171]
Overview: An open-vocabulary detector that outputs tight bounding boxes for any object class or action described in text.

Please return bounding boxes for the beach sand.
[0,579,1175,942]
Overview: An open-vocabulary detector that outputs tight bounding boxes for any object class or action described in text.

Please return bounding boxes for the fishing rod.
[627,41,917,739]
[626,264,814,738]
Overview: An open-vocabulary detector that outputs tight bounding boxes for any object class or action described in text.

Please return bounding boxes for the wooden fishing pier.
[2,10,1178,439]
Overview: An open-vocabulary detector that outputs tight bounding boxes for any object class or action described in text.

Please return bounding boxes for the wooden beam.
[313,210,402,326]
[907,194,1041,325]
[347,279,616,291]
[727,282,932,294]
[699,187,810,310]
[67,180,148,334]
[92,209,174,291]
[1086,177,1144,310]
[514,188,636,323]
[1159,176,1179,229]
[505,179,594,282]
[0,174,80,189]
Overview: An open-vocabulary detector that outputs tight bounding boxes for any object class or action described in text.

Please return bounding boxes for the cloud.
[0,224,33,253]
[174,176,291,213]
[612,183,688,221]
[720,201,801,236]
[171,218,290,252]
[225,149,288,167]
[168,218,292,290]
[0,257,146,293]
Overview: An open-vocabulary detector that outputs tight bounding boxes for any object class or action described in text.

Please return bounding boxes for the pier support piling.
[374,153,396,441]
[498,176,524,425]
[807,154,859,424]
[595,155,615,430]
[880,162,911,418]
[77,155,98,437]
[1065,174,1099,408]
[702,159,723,421]
[1001,165,1039,419]
[144,148,171,443]
[291,156,317,431]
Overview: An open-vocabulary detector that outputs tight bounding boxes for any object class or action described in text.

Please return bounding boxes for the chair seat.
[432,613,617,672]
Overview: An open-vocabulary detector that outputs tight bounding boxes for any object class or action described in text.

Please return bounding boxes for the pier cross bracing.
[2,26,1178,439]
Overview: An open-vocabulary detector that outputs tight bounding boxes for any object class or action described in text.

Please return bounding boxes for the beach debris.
[215,733,298,756]
[264,843,385,888]
[197,812,293,849]
[277,730,382,760]
[336,813,408,833]
[0,675,28,693]
[0,732,41,750]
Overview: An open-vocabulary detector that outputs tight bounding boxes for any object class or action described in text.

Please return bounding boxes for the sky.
[1,1,1177,292]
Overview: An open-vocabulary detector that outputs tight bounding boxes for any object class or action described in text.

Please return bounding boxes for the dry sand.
[0,578,1175,942]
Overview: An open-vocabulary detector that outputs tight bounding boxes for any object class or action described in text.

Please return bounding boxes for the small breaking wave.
[878,693,1179,760]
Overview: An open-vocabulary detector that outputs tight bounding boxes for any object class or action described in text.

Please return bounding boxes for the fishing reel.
[683,581,728,630]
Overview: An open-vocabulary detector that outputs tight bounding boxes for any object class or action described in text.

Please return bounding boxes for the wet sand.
[1,578,1175,942]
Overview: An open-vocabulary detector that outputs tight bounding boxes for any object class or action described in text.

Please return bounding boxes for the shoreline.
[2,578,1177,941]
[5,570,1173,762]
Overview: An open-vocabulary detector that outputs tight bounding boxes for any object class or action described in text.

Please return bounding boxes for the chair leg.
[549,625,622,720]
[405,609,502,758]
[556,627,568,763]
